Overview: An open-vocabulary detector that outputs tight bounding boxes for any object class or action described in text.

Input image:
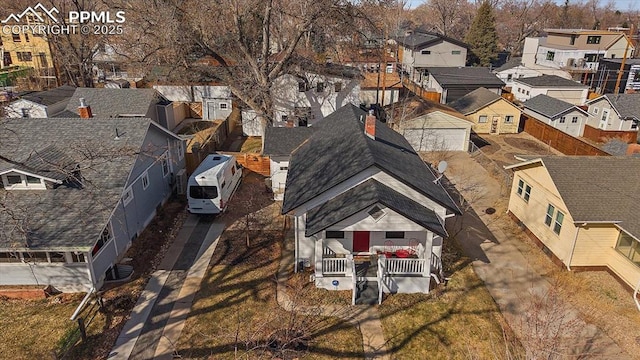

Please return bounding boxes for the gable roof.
[604,94,640,120]
[20,85,76,106]
[60,88,164,118]
[383,95,468,123]
[396,31,469,50]
[305,179,447,237]
[263,127,314,156]
[515,75,587,88]
[0,117,156,251]
[506,156,640,239]
[449,87,514,115]
[494,57,522,72]
[522,94,587,118]
[281,104,460,215]
[427,67,505,88]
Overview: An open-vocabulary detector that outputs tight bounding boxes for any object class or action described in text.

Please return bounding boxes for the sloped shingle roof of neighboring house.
[604,94,640,120]
[515,75,586,88]
[507,156,640,239]
[522,94,587,118]
[427,67,505,87]
[282,104,460,214]
[263,127,314,156]
[20,85,77,106]
[494,57,522,72]
[448,87,506,115]
[0,117,154,250]
[61,88,165,118]
[396,31,469,50]
[305,178,447,237]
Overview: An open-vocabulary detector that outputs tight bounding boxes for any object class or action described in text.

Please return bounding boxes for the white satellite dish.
[437,160,448,174]
[433,160,448,184]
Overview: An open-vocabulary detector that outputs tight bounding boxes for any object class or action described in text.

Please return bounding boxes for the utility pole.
[614,34,632,94]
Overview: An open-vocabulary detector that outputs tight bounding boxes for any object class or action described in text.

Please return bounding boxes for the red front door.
[353,231,370,253]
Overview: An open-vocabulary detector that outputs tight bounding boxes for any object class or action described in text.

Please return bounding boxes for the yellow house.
[449,87,522,134]
[506,156,640,292]
[0,18,55,80]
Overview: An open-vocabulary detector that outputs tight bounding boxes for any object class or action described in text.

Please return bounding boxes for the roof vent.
[213,156,222,161]
[368,205,385,221]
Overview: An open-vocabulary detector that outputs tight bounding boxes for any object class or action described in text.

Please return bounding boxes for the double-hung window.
[516,179,532,202]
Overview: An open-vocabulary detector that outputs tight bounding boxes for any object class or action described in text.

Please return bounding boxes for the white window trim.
[1,173,46,190]
[123,187,134,206]
[219,102,228,110]
[161,156,169,178]
[478,115,488,123]
[142,171,150,190]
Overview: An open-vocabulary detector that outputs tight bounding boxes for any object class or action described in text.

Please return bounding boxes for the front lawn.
[176,228,363,359]
[379,242,524,360]
[0,294,85,360]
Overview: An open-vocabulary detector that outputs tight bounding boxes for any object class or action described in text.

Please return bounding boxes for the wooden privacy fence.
[402,78,441,102]
[582,124,638,144]
[185,119,230,174]
[522,115,611,156]
[220,152,270,176]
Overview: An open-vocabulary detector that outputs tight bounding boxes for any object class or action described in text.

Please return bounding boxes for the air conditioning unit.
[175,169,187,195]
[566,58,575,67]
[576,58,586,67]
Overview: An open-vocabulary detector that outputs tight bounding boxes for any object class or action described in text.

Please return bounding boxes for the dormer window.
[1,173,46,190]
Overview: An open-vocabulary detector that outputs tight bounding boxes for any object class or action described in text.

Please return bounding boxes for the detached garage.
[399,110,472,152]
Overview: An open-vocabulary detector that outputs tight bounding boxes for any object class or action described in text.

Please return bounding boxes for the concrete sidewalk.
[108,215,223,360]
[444,152,629,359]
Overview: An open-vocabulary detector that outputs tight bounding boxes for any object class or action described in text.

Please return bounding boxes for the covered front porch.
[308,230,445,304]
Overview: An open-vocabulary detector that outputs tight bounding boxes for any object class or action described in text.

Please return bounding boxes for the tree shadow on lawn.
[176,231,364,359]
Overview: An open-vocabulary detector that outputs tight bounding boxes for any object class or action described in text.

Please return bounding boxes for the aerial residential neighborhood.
[1,1,640,360]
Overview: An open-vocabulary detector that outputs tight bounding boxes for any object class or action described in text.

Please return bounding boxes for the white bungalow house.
[242,62,361,136]
[3,85,76,118]
[585,94,640,131]
[522,94,589,137]
[281,104,461,304]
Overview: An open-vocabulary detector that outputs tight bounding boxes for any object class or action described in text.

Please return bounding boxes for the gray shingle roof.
[305,179,447,237]
[522,94,583,118]
[604,94,640,120]
[534,156,640,239]
[281,104,460,215]
[0,117,152,250]
[427,67,505,87]
[396,31,469,50]
[494,57,522,72]
[21,85,76,106]
[515,75,586,88]
[448,87,503,115]
[263,127,314,156]
[61,88,162,118]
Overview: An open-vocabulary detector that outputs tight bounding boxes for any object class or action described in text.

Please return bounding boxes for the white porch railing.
[351,260,357,305]
[385,258,427,275]
[377,256,385,304]
[431,252,444,283]
[322,258,348,275]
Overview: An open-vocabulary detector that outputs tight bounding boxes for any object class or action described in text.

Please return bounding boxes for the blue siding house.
[0,117,185,291]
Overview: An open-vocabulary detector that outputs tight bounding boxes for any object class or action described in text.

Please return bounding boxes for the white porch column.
[424,232,434,277]
[315,238,323,277]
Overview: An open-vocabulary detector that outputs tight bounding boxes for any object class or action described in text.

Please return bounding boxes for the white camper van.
[187,154,243,214]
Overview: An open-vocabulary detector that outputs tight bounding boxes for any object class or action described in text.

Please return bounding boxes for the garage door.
[403,128,467,152]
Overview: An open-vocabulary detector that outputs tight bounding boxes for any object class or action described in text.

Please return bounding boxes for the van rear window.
[189,186,218,199]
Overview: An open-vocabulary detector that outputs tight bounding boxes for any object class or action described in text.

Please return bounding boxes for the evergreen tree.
[465,1,499,66]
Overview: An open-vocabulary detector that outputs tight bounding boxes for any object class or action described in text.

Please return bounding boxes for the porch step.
[355,280,379,305]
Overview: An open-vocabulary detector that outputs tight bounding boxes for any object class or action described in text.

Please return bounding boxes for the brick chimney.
[78,97,92,119]
[365,110,376,140]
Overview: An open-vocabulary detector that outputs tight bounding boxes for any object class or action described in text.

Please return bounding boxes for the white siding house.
[512,75,588,105]
[585,94,640,131]
[282,104,460,304]
[523,94,589,137]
